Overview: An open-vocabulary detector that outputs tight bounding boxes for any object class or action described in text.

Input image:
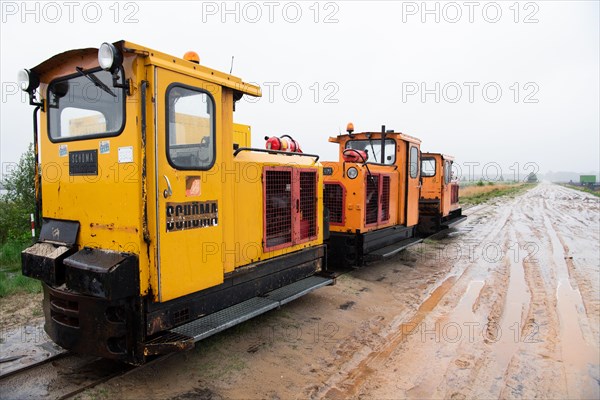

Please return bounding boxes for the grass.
[563,184,600,198]
[0,239,41,298]
[460,183,534,205]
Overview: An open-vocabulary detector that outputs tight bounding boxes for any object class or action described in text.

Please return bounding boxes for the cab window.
[421,157,436,177]
[166,85,215,170]
[345,139,396,165]
[444,161,452,184]
[409,146,419,178]
[47,68,125,141]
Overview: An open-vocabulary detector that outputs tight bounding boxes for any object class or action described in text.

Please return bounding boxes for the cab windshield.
[47,68,125,141]
[345,139,396,165]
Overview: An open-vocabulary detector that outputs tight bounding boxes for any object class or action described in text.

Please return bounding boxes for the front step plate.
[170,276,333,342]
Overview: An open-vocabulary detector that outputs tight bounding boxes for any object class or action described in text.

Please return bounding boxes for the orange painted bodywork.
[323,131,421,234]
[420,153,460,217]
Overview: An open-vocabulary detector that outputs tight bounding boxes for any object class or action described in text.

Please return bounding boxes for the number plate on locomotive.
[69,150,98,176]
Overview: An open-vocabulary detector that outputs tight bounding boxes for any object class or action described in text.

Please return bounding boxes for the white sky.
[1,0,599,181]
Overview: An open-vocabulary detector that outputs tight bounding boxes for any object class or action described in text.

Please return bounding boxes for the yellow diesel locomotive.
[18,41,332,364]
[18,41,465,364]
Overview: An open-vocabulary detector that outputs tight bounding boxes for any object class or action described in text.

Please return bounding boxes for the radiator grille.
[299,171,317,240]
[324,183,344,224]
[265,170,292,248]
[49,294,80,328]
[365,175,380,225]
[451,183,459,204]
[381,176,390,222]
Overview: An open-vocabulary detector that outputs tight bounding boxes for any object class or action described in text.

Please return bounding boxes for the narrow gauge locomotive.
[17,41,465,364]
[322,125,424,268]
[418,153,466,235]
[18,41,332,364]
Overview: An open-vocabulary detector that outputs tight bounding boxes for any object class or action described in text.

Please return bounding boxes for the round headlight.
[347,167,358,179]
[98,42,122,71]
[17,69,39,92]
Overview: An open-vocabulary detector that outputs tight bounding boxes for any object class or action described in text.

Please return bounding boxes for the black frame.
[165,83,217,171]
[345,139,397,165]
[46,66,127,143]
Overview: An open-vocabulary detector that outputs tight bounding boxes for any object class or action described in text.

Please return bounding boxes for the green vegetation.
[461,183,535,205]
[0,269,41,298]
[0,144,41,297]
[563,184,600,198]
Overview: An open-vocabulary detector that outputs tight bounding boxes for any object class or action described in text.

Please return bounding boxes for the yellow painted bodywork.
[233,123,251,148]
[323,131,421,234]
[33,40,321,303]
[232,152,323,270]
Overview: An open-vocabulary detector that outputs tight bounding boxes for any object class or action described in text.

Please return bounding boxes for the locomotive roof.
[31,40,261,97]
[328,131,421,145]
[422,152,455,161]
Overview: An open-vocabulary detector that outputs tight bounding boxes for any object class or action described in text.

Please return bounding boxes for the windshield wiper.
[75,67,116,98]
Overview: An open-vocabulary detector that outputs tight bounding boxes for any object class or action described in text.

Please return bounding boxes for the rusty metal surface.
[42,284,145,364]
[21,242,75,286]
[64,248,139,299]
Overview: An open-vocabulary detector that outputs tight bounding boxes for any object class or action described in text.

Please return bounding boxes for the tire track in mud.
[314,196,518,399]
[539,192,599,399]
[497,190,564,399]
[319,184,598,400]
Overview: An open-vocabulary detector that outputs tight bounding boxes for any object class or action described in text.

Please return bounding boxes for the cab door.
[441,158,452,217]
[406,144,421,227]
[155,67,224,302]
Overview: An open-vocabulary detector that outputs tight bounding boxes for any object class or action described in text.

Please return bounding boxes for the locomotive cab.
[418,153,466,235]
[322,125,423,268]
[19,41,331,364]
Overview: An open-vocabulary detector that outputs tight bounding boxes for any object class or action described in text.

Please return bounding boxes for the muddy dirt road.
[9,183,599,400]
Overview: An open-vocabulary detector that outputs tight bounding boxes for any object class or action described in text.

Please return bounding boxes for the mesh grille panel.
[381,176,390,221]
[451,183,459,204]
[299,171,317,240]
[265,170,292,248]
[365,175,380,225]
[324,183,344,224]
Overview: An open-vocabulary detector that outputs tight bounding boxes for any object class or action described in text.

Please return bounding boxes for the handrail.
[233,147,319,163]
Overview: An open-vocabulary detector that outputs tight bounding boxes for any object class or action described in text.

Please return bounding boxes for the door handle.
[163,175,173,198]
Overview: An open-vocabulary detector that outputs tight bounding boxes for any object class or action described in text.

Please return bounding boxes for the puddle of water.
[544,216,600,399]
[493,254,530,370]
[455,280,485,316]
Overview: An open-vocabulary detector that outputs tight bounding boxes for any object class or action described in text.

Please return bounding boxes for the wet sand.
[32,183,600,400]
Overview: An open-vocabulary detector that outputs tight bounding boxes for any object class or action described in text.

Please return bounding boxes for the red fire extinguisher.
[265,135,303,153]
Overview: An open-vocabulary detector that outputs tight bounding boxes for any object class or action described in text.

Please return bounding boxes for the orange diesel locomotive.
[322,125,423,268]
[418,153,466,235]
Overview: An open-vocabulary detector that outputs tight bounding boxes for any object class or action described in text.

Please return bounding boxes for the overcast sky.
[1,0,598,181]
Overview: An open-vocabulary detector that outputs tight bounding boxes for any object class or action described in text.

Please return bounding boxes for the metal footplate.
[170,276,333,343]
[442,215,467,229]
[366,237,423,260]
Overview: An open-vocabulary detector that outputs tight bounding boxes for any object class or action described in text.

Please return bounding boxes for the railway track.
[0,350,174,400]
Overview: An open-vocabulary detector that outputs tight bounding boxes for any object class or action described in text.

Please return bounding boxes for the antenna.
[229,56,234,74]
